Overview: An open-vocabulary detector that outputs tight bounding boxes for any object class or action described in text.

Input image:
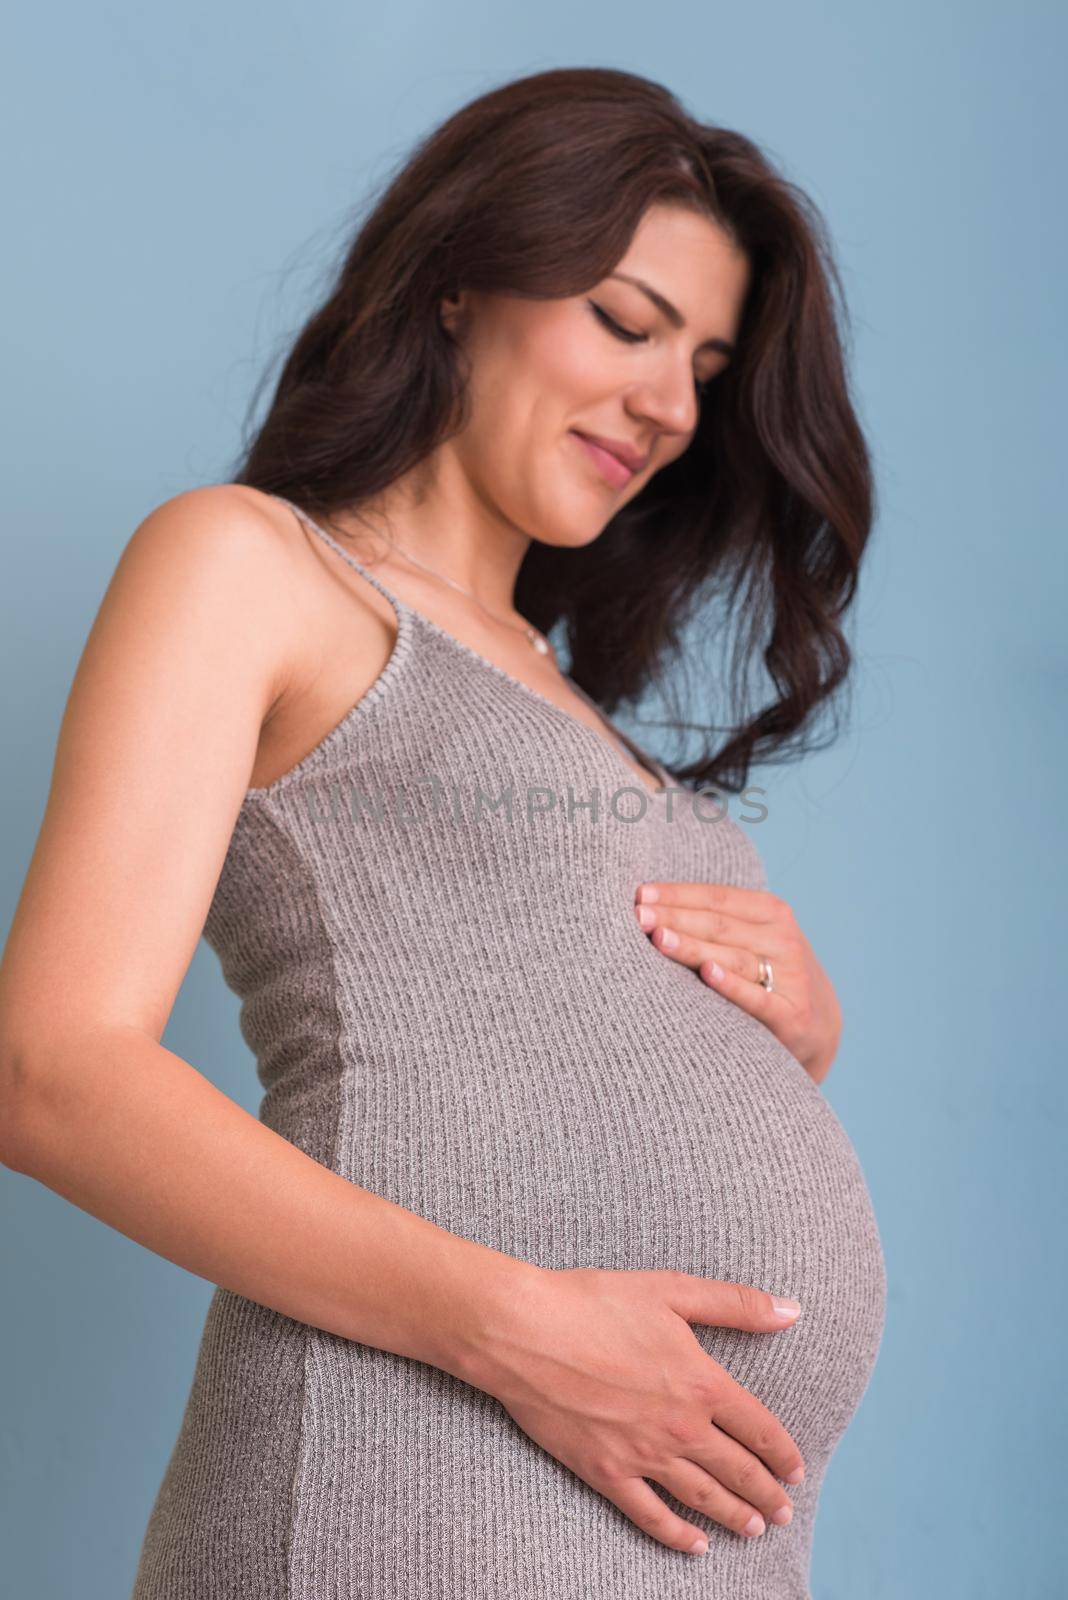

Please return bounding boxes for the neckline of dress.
[273,496,672,798]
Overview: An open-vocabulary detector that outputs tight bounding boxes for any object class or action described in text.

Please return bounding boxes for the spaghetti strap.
[271,494,411,615]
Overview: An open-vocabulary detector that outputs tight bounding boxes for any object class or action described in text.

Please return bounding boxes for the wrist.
[437,1242,549,1392]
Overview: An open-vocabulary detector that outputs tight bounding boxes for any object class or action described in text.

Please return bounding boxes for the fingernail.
[785,1466,805,1485]
[743,1513,766,1537]
[658,927,678,950]
[772,1297,801,1319]
[637,885,659,903]
[770,1503,793,1525]
[636,905,656,928]
[688,1535,708,1555]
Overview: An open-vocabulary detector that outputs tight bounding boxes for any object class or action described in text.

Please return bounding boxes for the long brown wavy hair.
[229,66,875,796]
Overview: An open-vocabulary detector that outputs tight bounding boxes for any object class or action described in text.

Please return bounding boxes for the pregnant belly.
[334,958,887,1484]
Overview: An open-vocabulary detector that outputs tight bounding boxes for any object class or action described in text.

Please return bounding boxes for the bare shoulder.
[128,481,295,560]
[132,481,294,612]
[112,482,395,795]
[118,482,317,713]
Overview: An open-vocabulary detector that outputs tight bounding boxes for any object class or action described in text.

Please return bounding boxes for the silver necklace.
[391,536,654,779]
[385,529,663,783]
[385,537,555,658]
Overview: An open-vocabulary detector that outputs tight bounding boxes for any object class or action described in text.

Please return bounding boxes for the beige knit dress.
[131,494,887,1599]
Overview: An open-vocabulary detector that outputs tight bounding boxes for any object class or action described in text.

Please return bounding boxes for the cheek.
[456,311,617,523]
[458,387,547,500]
[511,303,599,399]
[542,320,601,397]
[469,304,606,443]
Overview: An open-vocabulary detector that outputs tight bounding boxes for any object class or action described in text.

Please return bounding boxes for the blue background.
[2,5,1065,1596]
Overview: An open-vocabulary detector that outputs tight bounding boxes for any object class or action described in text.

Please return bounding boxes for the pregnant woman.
[0,67,886,1598]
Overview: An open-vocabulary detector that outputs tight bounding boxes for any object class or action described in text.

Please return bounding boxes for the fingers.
[636,901,776,950]
[668,1272,803,1339]
[698,954,782,1018]
[672,1419,796,1529]
[597,1473,716,1557]
[644,919,765,987]
[665,1278,806,1486]
[597,1440,795,1557]
[703,1371,806,1489]
[635,882,780,925]
[633,904,789,1002]
[654,1449,792,1540]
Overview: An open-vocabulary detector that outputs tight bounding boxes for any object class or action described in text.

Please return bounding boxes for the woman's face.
[440,202,750,550]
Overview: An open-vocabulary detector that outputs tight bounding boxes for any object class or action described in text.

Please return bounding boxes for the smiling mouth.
[568,430,638,489]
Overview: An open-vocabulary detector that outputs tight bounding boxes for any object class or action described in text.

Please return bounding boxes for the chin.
[543,515,609,553]
[513,497,601,553]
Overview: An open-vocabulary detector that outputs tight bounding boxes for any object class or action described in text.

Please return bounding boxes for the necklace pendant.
[529,632,550,655]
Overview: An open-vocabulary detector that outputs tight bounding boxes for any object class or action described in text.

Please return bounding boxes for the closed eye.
[586,300,717,397]
[588,299,645,345]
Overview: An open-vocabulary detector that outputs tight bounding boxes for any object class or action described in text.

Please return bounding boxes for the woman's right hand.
[461,1264,805,1555]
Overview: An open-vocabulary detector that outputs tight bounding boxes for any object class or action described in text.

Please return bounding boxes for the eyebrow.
[607,272,735,356]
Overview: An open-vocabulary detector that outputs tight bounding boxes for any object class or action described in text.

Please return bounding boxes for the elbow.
[0,1035,48,1174]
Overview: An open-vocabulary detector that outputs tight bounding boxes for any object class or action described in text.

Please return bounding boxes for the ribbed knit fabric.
[130,495,886,1600]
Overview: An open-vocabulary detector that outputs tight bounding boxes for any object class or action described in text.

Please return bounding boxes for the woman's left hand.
[633,881,841,1086]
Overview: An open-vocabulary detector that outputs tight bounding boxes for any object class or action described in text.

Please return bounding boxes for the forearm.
[0,1024,538,1382]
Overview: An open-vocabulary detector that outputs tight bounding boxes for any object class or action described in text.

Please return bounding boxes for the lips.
[569,431,646,488]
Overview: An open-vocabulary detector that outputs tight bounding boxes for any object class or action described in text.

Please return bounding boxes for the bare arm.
[0,485,535,1382]
[1,1021,535,1377]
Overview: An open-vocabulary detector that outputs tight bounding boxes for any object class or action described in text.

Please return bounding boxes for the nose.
[625,363,700,440]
